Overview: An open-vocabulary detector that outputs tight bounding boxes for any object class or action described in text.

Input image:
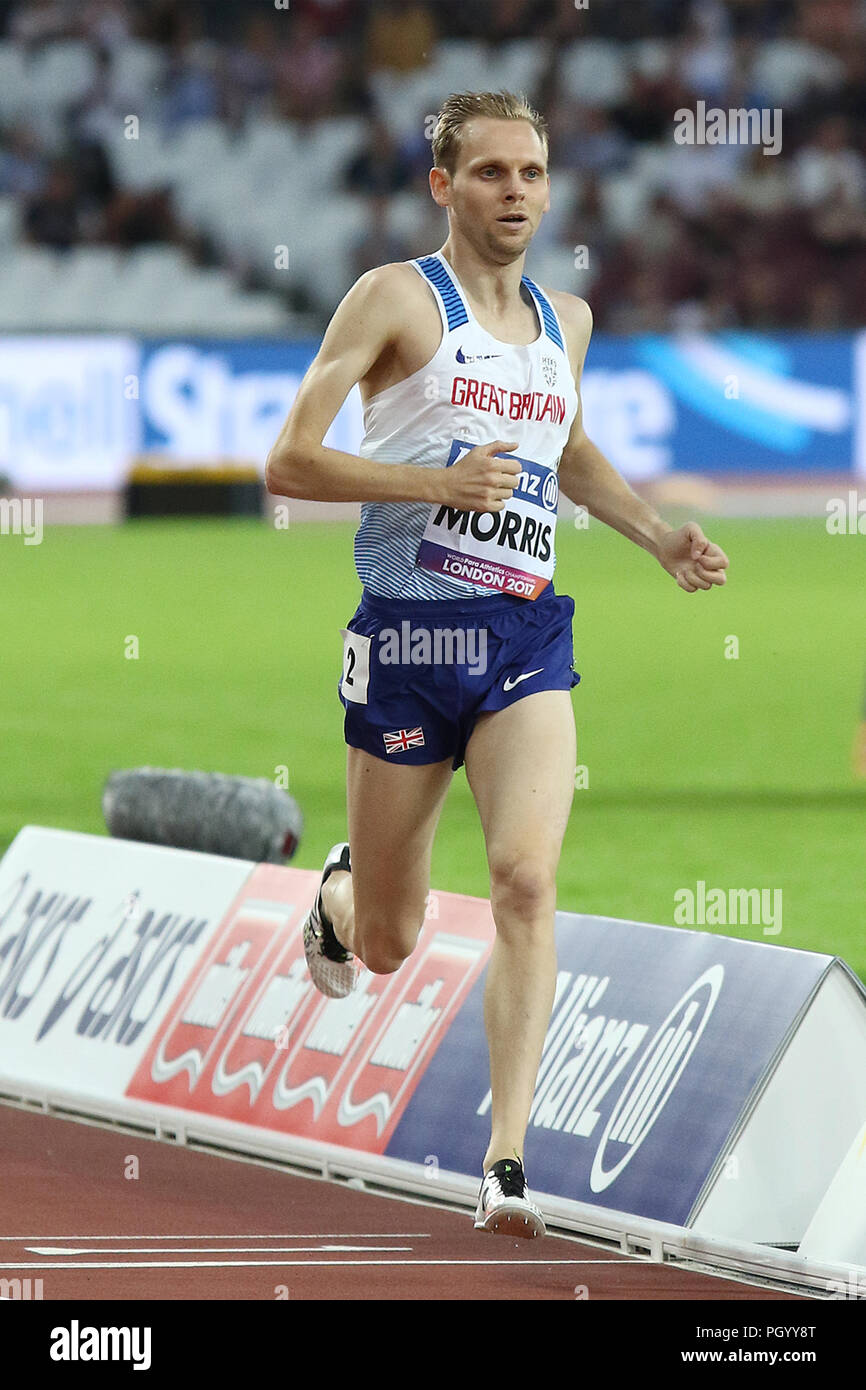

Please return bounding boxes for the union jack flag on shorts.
[383,726,425,754]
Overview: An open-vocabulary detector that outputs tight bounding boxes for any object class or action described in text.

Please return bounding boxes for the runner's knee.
[356,904,426,975]
[360,933,415,975]
[361,944,409,975]
[488,855,556,915]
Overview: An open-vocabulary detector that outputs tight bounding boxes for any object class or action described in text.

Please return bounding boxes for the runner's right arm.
[265,264,520,511]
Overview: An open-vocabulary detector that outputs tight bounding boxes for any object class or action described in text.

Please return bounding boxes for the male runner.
[266,91,729,1239]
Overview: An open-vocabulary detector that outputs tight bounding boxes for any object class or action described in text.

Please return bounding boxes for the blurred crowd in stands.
[1,0,866,330]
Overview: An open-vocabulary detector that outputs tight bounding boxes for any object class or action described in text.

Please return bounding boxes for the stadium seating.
[26,40,98,117]
[0,8,862,334]
[558,39,630,107]
[0,246,62,329]
[751,38,844,104]
[0,40,29,123]
[0,194,19,254]
[107,39,167,110]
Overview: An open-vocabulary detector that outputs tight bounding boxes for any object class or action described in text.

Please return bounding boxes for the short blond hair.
[431,90,549,175]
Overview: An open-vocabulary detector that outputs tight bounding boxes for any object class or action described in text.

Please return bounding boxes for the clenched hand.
[657,523,729,592]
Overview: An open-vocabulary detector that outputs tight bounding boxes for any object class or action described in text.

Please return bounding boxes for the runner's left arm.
[553,295,728,593]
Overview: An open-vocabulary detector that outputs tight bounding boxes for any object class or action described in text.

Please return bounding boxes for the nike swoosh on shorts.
[502,668,544,692]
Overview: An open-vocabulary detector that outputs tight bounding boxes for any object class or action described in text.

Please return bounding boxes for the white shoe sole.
[474,1200,546,1239]
[302,841,357,999]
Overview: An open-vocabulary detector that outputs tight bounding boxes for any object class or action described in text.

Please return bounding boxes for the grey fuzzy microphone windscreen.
[102,768,303,863]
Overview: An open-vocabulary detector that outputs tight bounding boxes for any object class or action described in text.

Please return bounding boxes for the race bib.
[416,439,558,599]
[339,628,371,703]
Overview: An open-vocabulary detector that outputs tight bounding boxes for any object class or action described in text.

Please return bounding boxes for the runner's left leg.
[322,745,454,973]
[463,689,577,1174]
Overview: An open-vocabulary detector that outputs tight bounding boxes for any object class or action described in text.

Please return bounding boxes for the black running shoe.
[474,1156,546,1238]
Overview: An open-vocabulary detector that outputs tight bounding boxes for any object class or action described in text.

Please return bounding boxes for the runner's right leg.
[322,745,454,974]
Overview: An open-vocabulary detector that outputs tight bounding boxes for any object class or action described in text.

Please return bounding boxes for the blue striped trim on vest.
[415,255,469,331]
[522,275,564,351]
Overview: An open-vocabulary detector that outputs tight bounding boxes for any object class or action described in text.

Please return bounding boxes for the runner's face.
[447,119,550,262]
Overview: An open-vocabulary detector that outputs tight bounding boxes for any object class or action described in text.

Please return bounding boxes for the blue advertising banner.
[2,332,862,490]
[385,914,831,1226]
[135,332,862,480]
[137,337,364,466]
[582,334,856,477]
[0,335,140,492]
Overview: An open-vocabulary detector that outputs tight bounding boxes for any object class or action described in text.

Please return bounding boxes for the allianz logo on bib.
[477,966,724,1192]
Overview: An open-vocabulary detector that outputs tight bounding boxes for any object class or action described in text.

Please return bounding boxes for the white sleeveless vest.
[354,251,578,600]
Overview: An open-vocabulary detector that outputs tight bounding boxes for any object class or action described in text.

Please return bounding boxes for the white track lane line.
[0,1232,433,1240]
[0,1258,639,1270]
[28,1245,414,1255]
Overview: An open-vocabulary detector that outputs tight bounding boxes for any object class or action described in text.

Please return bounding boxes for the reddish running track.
[0,1105,805,1301]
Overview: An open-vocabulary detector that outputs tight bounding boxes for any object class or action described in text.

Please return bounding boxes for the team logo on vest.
[456,346,502,364]
[542,354,558,387]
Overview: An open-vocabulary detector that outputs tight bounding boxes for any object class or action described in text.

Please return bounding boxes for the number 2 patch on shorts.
[340,628,371,704]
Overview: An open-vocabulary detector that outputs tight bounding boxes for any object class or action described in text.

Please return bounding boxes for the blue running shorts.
[337,585,580,770]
